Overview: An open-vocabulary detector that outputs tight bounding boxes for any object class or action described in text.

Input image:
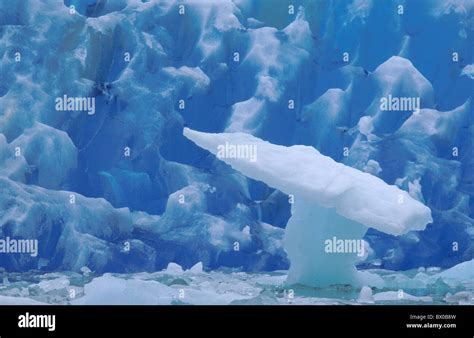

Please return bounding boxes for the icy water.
[0,264,472,305]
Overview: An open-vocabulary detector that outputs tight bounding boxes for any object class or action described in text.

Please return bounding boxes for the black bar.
[0,305,472,337]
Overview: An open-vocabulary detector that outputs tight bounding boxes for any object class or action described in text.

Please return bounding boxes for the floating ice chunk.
[37,277,70,293]
[165,263,184,275]
[188,262,204,274]
[73,274,176,305]
[383,271,428,290]
[444,291,473,304]
[373,291,432,303]
[183,128,432,287]
[179,288,253,305]
[357,286,375,304]
[0,296,46,305]
[437,259,474,280]
[356,270,384,288]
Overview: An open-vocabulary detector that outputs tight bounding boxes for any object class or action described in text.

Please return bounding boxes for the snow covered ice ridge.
[184,127,433,287]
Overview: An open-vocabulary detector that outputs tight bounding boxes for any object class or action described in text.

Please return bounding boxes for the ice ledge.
[183,127,432,236]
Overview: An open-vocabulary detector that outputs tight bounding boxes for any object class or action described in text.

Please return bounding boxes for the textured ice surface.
[0,176,139,271]
[0,0,472,281]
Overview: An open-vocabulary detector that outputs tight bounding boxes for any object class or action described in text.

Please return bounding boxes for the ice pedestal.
[285,199,367,286]
[184,127,433,287]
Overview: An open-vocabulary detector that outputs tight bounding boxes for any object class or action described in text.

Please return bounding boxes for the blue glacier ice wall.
[0,0,472,273]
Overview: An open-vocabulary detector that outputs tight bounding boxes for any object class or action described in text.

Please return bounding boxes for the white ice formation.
[184,127,432,287]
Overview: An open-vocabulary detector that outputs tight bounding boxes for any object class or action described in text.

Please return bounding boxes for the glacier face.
[0,0,473,278]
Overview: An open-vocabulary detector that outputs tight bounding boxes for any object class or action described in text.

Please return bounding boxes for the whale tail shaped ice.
[184,127,433,287]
